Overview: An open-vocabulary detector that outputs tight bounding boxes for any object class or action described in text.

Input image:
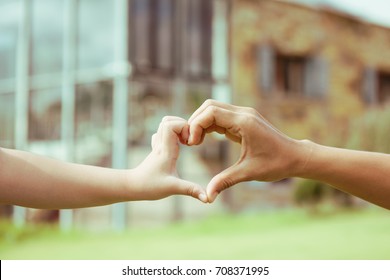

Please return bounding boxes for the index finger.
[188,106,242,145]
[188,99,240,124]
[159,119,188,158]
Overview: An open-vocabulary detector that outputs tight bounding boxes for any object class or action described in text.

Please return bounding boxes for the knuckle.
[204,99,215,107]
[187,185,196,197]
[159,122,172,135]
[207,105,218,115]
[162,116,173,123]
[217,178,233,194]
[246,107,258,116]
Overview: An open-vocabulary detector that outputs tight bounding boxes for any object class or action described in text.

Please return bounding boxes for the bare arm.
[188,99,390,209]
[0,117,207,209]
[298,141,390,209]
[0,148,130,209]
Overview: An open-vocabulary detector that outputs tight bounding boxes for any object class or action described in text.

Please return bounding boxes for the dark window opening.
[362,69,390,105]
[129,0,212,80]
[378,72,390,104]
[276,55,306,97]
[258,45,328,99]
[130,0,175,75]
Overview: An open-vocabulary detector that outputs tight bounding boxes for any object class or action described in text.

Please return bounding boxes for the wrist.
[118,168,140,202]
[288,139,315,178]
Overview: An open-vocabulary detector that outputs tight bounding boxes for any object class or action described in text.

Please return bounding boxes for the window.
[276,54,306,97]
[258,45,328,98]
[0,93,15,147]
[378,72,390,104]
[31,0,64,75]
[156,0,174,70]
[304,56,328,98]
[0,1,19,80]
[130,0,212,79]
[257,45,275,94]
[0,30,17,80]
[28,88,62,141]
[185,0,212,79]
[75,81,113,166]
[77,0,114,70]
[131,0,175,74]
[362,68,390,105]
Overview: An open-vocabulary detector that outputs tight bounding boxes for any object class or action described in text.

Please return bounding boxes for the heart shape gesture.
[186,99,311,203]
[134,100,310,204]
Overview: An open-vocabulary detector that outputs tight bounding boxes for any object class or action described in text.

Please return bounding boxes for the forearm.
[294,140,390,209]
[0,148,133,209]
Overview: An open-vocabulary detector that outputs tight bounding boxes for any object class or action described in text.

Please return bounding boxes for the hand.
[188,100,310,202]
[130,116,208,203]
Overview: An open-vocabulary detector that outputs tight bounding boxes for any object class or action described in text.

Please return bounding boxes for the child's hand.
[129,116,208,203]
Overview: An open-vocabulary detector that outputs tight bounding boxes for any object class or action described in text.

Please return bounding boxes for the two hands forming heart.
[132,100,312,204]
[127,100,390,209]
[2,99,389,209]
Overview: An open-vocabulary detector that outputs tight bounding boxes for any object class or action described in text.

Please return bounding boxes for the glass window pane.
[0,93,15,147]
[0,1,20,80]
[128,81,173,146]
[187,0,202,75]
[31,0,64,75]
[156,0,174,70]
[75,81,113,166]
[28,88,62,141]
[77,0,114,70]
[186,0,212,79]
[132,0,151,68]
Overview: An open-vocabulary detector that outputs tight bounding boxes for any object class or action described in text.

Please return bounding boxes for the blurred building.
[228,0,390,210]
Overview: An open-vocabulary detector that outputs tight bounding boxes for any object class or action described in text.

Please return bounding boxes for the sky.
[292,0,390,27]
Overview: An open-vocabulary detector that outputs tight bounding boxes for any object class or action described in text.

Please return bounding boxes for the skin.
[0,116,207,209]
[187,99,390,210]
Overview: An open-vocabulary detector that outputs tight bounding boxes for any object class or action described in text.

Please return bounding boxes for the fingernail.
[199,193,208,203]
[188,135,193,146]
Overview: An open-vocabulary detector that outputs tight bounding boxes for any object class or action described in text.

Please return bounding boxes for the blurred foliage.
[346,106,390,153]
[294,179,330,205]
[294,178,356,212]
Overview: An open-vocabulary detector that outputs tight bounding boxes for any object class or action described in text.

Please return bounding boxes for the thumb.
[207,164,244,203]
[172,177,208,203]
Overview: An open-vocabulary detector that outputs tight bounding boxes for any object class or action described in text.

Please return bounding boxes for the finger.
[156,121,164,149]
[161,119,188,156]
[151,133,157,149]
[156,116,187,149]
[179,124,190,145]
[188,99,240,124]
[188,106,242,145]
[161,116,190,144]
[188,124,230,146]
[170,177,208,203]
[206,163,246,203]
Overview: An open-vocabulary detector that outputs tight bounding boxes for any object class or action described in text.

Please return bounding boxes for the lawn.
[0,207,389,259]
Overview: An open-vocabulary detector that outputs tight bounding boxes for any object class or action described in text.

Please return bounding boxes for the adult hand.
[187,100,310,202]
[132,116,208,203]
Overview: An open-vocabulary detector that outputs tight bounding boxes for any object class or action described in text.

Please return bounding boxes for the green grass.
[1,207,389,259]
